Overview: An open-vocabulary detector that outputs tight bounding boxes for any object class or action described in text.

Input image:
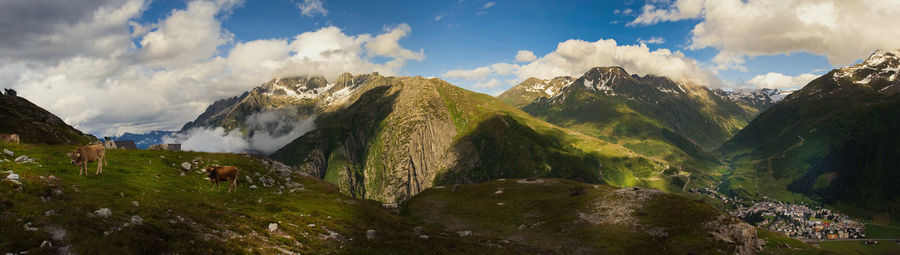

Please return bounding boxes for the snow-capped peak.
[835,49,900,84]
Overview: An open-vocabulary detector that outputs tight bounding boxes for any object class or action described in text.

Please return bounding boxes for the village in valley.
[689,187,868,241]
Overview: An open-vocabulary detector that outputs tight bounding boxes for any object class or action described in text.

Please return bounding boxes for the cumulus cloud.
[1,0,424,136]
[631,0,900,69]
[745,72,818,89]
[296,0,327,17]
[166,112,317,154]
[515,50,537,62]
[515,38,721,86]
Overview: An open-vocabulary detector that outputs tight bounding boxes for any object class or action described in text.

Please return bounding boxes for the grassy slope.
[0,142,516,254]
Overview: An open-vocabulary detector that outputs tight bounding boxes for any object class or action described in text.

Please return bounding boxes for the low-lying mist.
[164,111,317,155]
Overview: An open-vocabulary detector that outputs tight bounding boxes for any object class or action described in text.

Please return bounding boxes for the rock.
[180,162,192,171]
[4,173,20,184]
[3,149,13,156]
[413,226,423,235]
[44,210,56,216]
[457,230,472,237]
[268,223,279,232]
[14,155,31,163]
[23,222,38,231]
[131,201,140,207]
[245,175,253,184]
[249,185,258,189]
[366,229,376,240]
[93,208,112,218]
[418,235,429,239]
[40,240,52,249]
[131,215,143,225]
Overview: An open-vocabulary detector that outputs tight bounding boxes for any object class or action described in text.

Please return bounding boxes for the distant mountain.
[497,67,765,187]
[106,131,177,149]
[182,74,372,134]
[713,88,794,111]
[720,49,900,219]
[0,92,96,145]
[267,74,704,203]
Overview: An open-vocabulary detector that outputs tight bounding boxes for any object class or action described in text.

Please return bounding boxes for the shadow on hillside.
[434,113,601,185]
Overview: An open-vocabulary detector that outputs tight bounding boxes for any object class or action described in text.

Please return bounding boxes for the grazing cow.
[0,134,19,143]
[67,145,106,176]
[202,165,239,192]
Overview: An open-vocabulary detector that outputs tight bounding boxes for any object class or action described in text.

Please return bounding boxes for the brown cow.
[202,165,239,192]
[0,134,19,143]
[67,145,106,176]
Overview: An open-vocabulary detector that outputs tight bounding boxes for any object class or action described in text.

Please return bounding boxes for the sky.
[0,0,898,137]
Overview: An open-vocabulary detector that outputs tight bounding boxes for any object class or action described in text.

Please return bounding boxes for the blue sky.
[136,0,834,90]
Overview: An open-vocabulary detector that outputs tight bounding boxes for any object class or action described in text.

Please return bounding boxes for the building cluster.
[730,200,865,240]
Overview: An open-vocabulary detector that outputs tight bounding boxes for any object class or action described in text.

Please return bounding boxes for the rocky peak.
[834,49,900,84]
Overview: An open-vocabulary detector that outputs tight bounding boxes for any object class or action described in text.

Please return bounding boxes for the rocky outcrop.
[704,215,760,255]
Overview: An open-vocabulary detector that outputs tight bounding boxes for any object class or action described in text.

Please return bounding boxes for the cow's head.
[67,151,81,165]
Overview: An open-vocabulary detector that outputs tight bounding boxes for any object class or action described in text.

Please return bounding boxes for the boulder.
[131,215,144,225]
[3,149,13,156]
[93,208,112,218]
[268,223,279,232]
[180,162,192,171]
[366,229,376,240]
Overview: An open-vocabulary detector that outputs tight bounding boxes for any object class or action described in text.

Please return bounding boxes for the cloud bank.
[0,0,423,136]
[631,0,900,69]
[165,112,317,154]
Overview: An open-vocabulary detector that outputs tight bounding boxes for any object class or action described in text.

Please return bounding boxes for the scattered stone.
[23,222,39,231]
[4,173,20,184]
[40,240,52,249]
[93,208,112,218]
[119,192,125,198]
[181,162,192,171]
[47,175,60,182]
[497,178,506,181]
[245,175,253,184]
[517,178,543,184]
[497,202,505,206]
[418,235,429,239]
[3,149,13,156]
[14,155,32,163]
[307,224,316,227]
[130,215,143,225]
[131,201,140,207]
[268,223,279,232]
[457,230,472,237]
[413,226,423,235]
[44,210,56,216]
[366,229,376,240]
[494,189,504,194]
[249,185,258,189]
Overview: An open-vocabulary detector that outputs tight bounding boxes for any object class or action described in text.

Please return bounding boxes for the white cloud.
[490,63,519,75]
[472,78,502,89]
[515,50,537,62]
[632,0,900,69]
[140,0,233,68]
[745,72,818,89]
[167,112,316,154]
[2,0,424,136]
[636,36,665,44]
[296,0,327,17]
[482,2,495,9]
[442,66,492,80]
[515,38,721,86]
[435,14,444,21]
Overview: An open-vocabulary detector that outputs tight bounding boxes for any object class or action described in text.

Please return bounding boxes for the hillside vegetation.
[0,142,516,254]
